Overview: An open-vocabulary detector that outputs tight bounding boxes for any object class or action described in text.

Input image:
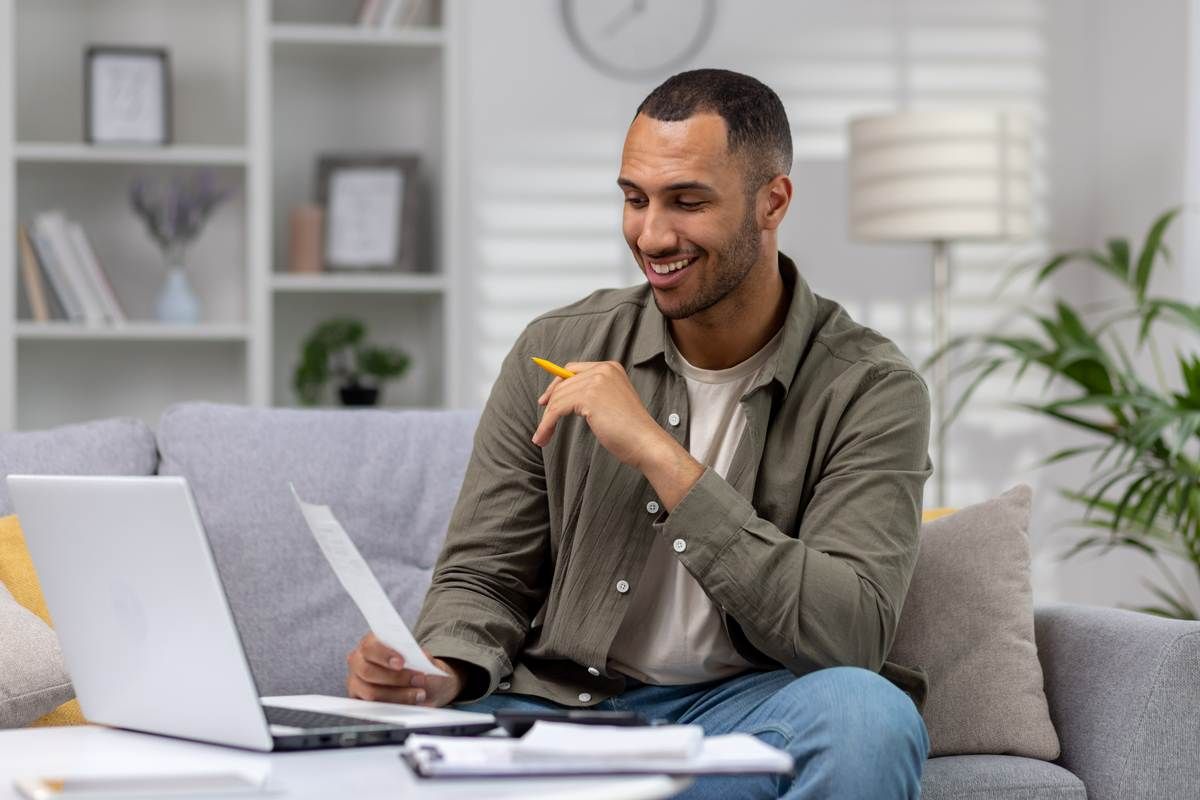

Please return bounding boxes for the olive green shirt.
[414,253,933,710]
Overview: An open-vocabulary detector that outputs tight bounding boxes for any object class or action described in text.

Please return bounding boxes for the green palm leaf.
[931,207,1199,618]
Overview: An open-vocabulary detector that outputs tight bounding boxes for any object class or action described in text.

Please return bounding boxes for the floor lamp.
[846,111,1033,506]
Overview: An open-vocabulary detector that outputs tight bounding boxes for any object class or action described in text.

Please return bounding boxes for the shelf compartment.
[16,338,247,431]
[15,143,249,166]
[15,0,247,146]
[15,322,250,342]
[272,292,442,409]
[16,161,248,325]
[270,272,445,293]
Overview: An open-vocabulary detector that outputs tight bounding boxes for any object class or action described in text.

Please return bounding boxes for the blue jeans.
[456,666,929,799]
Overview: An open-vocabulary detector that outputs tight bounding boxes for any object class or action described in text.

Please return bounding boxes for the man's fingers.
[360,637,404,670]
[347,676,427,705]
[532,413,558,447]
[538,377,563,405]
[352,656,421,687]
[562,361,598,374]
[533,377,595,446]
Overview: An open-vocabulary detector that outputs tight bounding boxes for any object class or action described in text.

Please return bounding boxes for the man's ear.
[759,175,793,231]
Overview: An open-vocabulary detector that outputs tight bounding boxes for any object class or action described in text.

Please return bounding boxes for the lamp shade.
[847,111,1033,242]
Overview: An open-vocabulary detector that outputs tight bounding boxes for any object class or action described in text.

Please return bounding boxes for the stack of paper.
[401,722,793,779]
[513,722,703,761]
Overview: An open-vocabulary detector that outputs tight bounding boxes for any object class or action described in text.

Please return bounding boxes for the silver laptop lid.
[7,475,273,751]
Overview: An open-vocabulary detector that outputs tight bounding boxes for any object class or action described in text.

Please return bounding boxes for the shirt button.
[668,412,681,427]
[498,681,511,690]
[616,579,629,594]
[587,667,600,677]
[646,500,660,514]
[672,538,686,553]
[578,692,592,703]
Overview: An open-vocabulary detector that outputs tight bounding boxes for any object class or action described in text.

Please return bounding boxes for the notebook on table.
[400,721,794,779]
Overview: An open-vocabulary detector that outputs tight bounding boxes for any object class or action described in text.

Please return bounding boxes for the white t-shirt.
[606,329,783,684]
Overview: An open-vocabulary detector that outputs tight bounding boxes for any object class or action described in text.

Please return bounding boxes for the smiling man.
[347,69,932,799]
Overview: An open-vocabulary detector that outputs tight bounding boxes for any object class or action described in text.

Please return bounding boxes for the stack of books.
[16,211,126,326]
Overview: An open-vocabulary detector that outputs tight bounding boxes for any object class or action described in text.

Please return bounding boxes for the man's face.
[618,112,762,321]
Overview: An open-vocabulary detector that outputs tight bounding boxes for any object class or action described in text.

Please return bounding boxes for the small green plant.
[933,208,1200,619]
[293,318,410,407]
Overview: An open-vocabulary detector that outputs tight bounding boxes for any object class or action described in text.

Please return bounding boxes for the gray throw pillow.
[888,484,1061,760]
[0,416,158,516]
[0,581,74,728]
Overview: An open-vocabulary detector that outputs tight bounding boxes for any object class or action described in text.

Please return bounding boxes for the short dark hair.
[635,68,793,190]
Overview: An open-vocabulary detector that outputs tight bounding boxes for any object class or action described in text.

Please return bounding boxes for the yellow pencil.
[531,357,575,379]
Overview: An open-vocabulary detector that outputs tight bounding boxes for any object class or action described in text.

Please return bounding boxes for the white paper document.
[289,484,446,676]
[400,728,793,779]
[513,722,704,761]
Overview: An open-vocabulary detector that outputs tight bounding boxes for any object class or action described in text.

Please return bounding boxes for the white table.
[0,726,690,800]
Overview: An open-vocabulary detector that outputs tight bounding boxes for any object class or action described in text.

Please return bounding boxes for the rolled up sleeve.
[413,329,552,702]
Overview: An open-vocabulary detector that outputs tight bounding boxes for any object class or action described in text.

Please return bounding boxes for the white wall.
[454,0,1198,611]
[1038,0,1197,613]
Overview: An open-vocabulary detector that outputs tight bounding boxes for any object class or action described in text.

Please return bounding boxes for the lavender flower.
[129,170,236,260]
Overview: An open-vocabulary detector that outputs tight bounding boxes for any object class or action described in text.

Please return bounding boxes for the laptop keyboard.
[263,705,393,730]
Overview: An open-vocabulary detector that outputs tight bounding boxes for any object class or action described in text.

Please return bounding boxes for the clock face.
[561,0,717,81]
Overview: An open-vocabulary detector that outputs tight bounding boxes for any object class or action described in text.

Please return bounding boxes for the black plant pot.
[339,384,379,407]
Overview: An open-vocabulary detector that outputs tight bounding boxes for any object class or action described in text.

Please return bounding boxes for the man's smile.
[643,254,700,289]
[647,255,696,274]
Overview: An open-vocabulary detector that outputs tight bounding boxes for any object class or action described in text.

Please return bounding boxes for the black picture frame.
[85,46,172,146]
[316,153,421,272]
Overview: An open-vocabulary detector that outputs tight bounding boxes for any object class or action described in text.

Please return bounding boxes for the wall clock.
[560,0,717,82]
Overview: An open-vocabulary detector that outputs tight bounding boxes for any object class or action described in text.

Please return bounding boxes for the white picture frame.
[85,46,172,146]
[317,154,420,271]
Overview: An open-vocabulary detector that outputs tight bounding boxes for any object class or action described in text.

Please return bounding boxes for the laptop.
[6,474,496,751]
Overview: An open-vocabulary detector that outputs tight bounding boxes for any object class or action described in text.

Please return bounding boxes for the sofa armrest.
[1034,603,1200,800]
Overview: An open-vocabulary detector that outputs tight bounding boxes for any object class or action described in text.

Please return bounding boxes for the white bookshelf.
[0,0,462,431]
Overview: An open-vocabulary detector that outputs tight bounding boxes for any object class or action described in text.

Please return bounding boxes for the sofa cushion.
[0,578,74,728]
[921,755,1086,800]
[0,417,158,515]
[0,514,88,728]
[155,402,479,697]
[889,484,1060,760]
[0,513,54,626]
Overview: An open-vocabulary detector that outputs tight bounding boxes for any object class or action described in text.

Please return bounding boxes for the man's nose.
[636,204,678,255]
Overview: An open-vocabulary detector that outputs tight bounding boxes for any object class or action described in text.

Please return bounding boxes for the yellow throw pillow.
[0,514,86,726]
[923,508,956,523]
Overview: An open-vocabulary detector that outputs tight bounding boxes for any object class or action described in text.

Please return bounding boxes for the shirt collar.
[630,252,819,397]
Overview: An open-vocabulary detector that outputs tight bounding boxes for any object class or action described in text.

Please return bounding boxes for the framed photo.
[317,154,420,271]
[85,46,172,145]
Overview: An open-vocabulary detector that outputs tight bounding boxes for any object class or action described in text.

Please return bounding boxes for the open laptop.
[6,474,496,751]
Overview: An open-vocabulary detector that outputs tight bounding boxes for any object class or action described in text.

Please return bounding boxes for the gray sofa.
[2,402,1197,800]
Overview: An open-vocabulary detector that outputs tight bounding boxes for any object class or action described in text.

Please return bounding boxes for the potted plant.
[934,208,1199,619]
[293,318,410,407]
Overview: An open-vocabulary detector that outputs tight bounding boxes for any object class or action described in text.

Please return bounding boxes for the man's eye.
[678,200,705,209]
[624,197,647,206]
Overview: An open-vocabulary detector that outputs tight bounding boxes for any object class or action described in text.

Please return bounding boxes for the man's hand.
[346,633,464,707]
[533,361,704,509]
[532,361,672,469]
